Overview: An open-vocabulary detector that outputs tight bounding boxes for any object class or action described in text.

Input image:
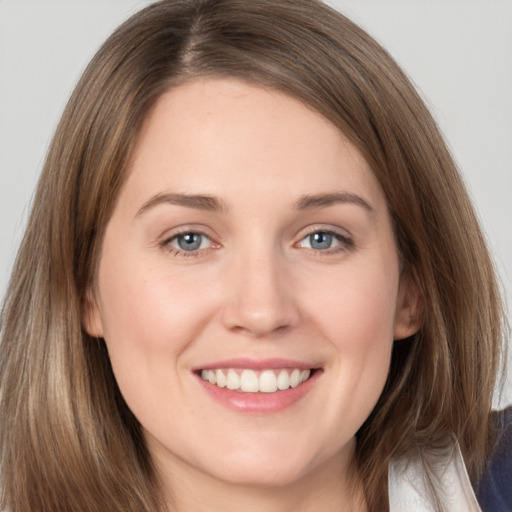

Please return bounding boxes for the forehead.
[122,78,385,211]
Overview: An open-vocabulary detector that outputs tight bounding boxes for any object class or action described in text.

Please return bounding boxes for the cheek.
[97,249,218,352]
[300,257,399,412]
[283,259,399,456]
[94,251,217,422]
[304,263,399,350]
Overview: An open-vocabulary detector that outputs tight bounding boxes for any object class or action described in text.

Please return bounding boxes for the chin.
[205,459,312,488]
[194,438,338,489]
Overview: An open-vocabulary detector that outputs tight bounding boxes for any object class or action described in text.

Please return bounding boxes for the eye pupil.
[178,233,202,251]
[310,232,332,250]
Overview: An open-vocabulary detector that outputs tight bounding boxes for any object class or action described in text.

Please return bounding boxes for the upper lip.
[192,358,318,372]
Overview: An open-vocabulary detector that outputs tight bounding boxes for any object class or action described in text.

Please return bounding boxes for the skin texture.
[84,78,421,512]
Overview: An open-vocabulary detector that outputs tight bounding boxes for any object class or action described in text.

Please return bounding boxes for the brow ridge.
[136,193,227,216]
[295,192,374,213]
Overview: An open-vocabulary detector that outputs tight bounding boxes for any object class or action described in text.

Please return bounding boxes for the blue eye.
[308,232,334,250]
[298,230,351,251]
[168,232,212,252]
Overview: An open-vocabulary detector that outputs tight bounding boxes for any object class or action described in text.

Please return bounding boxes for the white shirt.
[389,440,482,511]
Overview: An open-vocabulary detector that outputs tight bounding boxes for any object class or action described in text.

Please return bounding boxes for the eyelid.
[157,224,353,258]
[159,225,220,257]
[169,232,212,250]
[296,224,352,240]
[294,225,354,252]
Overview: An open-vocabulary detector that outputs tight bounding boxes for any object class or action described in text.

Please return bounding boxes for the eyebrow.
[294,193,374,213]
[136,191,374,217]
[136,193,227,216]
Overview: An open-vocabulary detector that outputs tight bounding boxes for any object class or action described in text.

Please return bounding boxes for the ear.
[393,274,423,340]
[82,289,104,338]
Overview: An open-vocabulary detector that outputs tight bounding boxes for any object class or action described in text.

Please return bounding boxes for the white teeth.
[259,370,278,393]
[290,369,301,388]
[200,367,313,393]
[240,370,259,392]
[226,369,240,390]
[277,369,290,390]
[301,369,311,382]
[216,369,226,388]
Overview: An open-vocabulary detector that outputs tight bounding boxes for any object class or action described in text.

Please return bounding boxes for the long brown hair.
[0,1,506,511]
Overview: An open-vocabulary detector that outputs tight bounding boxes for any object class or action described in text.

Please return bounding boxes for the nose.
[220,251,300,338]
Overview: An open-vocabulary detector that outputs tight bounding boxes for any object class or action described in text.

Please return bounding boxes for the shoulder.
[475,406,512,512]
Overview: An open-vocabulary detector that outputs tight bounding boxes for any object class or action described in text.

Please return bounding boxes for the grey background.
[1,0,511,405]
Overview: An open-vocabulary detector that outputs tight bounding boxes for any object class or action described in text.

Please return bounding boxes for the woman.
[0,0,508,511]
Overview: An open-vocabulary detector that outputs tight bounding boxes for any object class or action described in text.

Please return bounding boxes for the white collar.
[388,440,482,511]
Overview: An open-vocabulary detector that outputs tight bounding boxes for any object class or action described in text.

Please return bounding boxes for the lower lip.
[195,370,321,413]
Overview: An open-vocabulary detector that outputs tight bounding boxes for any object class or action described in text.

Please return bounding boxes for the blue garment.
[476,406,512,511]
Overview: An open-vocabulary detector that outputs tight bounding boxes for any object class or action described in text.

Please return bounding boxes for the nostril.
[221,303,299,338]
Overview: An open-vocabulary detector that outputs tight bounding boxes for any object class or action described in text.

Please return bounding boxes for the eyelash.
[160,227,354,258]
[296,228,354,255]
[160,229,215,258]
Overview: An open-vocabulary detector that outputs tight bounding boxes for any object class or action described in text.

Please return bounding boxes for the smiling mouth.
[199,368,315,393]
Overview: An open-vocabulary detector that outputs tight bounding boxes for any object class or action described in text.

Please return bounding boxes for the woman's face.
[85,78,419,490]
